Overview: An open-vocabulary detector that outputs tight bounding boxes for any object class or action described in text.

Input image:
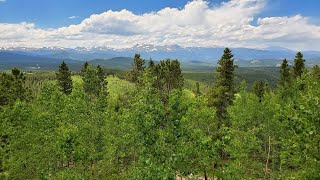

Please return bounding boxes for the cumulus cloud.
[0,0,320,50]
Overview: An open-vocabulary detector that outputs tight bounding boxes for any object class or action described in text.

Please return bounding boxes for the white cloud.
[68,16,79,19]
[0,0,320,50]
[0,0,6,2]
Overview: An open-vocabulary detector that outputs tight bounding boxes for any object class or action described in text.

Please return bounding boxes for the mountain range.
[1,44,320,71]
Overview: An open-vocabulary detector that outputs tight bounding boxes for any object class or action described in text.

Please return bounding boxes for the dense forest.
[1,48,320,179]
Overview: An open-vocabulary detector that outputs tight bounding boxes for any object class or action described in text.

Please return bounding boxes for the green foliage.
[228,89,282,178]
[208,48,236,126]
[82,64,107,96]
[226,70,320,179]
[178,96,218,178]
[56,61,73,95]
[252,80,270,102]
[0,67,29,106]
[279,59,290,86]
[1,50,319,179]
[194,82,201,96]
[277,73,320,178]
[127,54,145,83]
[81,61,89,75]
[155,59,184,94]
[292,52,306,78]
[311,64,320,78]
[1,80,109,179]
[142,59,184,104]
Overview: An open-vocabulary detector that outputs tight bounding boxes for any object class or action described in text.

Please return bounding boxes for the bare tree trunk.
[204,168,208,180]
[265,136,271,178]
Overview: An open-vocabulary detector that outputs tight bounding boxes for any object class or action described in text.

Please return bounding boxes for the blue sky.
[1,0,319,27]
[1,0,191,27]
[0,0,320,50]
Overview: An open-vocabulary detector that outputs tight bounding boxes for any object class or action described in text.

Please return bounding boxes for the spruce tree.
[82,65,107,96]
[194,82,201,96]
[83,65,99,95]
[148,59,155,69]
[96,65,104,82]
[156,59,184,94]
[252,80,269,102]
[81,61,89,75]
[96,65,108,96]
[56,61,73,95]
[127,54,145,83]
[0,68,28,106]
[279,59,290,86]
[208,48,236,126]
[292,52,305,78]
[11,67,28,101]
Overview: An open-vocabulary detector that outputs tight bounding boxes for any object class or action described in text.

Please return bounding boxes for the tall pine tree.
[82,64,107,96]
[96,65,108,96]
[127,54,145,83]
[252,80,269,102]
[96,65,104,82]
[292,52,305,78]
[56,61,73,95]
[208,48,236,127]
[81,61,89,75]
[194,82,201,97]
[279,59,290,86]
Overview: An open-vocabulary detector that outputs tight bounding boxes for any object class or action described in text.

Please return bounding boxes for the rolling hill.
[0,52,81,70]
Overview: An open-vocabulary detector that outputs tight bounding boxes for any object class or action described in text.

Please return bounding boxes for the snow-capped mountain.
[1,44,320,63]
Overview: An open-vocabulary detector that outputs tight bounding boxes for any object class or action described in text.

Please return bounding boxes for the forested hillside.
[1,49,320,179]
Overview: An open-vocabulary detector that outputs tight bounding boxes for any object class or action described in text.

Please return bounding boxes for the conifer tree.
[82,65,107,96]
[158,59,184,94]
[96,65,104,82]
[151,59,183,94]
[56,61,73,95]
[96,65,108,96]
[11,67,28,101]
[0,68,28,106]
[194,82,201,96]
[252,80,269,102]
[83,65,100,95]
[292,52,305,78]
[208,48,236,126]
[148,59,155,69]
[81,61,89,75]
[127,54,145,83]
[279,59,290,86]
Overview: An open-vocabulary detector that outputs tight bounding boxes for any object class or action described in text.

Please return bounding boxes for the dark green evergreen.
[81,61,89,75]
[292,52,305,78]
[0,68,28,106]
[252,80,269,102]
[194,82,201,96]
[148,59,155,69]
[208,48,236,126]
[279,59,290,85]
[56,61,73,95]
[127,54,145,83]
[157,59,184,93]
[82,64,107,96]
